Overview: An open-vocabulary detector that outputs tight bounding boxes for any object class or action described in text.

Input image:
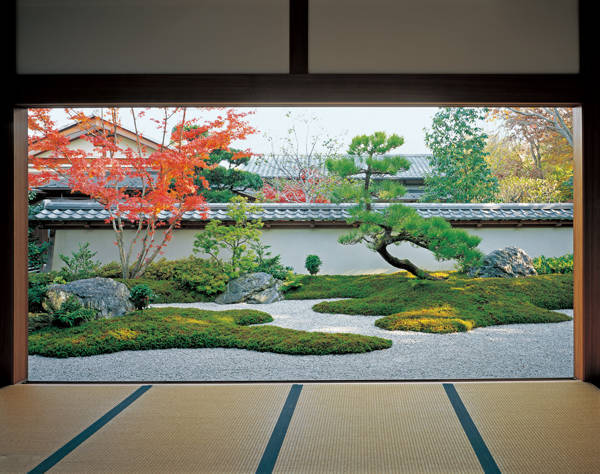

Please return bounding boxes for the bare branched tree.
[260,112,344,203]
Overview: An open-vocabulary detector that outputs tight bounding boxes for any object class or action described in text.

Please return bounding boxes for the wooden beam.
[15,74,582,107]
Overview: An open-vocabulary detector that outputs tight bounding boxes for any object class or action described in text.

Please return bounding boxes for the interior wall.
[17,0,289,74]
[17,0,578,75]
[309,0,579,73]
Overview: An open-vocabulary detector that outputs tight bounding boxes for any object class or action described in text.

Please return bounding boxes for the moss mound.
[28,307,392,358]
[286,273,572,334]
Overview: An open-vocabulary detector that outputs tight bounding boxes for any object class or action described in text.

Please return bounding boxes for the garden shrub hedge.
[533,253,573,274]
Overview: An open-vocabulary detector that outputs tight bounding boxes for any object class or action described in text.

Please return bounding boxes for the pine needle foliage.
[326,131,483,279]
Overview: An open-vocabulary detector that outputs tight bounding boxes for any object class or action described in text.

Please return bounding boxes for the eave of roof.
[31,199,574,225]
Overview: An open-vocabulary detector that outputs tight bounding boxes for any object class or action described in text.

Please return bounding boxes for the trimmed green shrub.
[96,261,122,278]
[305,255,322,275]
[28,307,392,358]
[129,284,154,310]
[143,257,228,296]
[533,254,573,274]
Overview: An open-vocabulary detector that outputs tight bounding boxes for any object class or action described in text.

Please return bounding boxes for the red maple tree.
[28,107,255,278]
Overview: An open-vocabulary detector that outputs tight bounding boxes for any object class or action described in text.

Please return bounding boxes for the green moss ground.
[28,307,392,358]
[285,273,573,333]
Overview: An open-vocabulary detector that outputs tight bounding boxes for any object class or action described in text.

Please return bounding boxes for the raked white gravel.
[28,300,573,381]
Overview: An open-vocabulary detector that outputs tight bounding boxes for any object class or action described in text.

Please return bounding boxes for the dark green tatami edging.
[256,384,303,474]
[443,383,501,474]
[28,385,152,474]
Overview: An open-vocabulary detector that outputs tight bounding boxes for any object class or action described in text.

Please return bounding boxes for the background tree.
[326,132,482,280]
[326,132,409,209]
[261,112,341,203]
[29,107,255,278]
[485,132,573,203]
[423,108,498,203]
[260,167,332,203]
[486,107,573,202]
[28,191,49,272]
[194,148,263,203]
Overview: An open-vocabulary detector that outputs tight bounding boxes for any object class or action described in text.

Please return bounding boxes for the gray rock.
[43,277,134,318]
[215,272,284,304]
[470,246,537,278]
[247,283,283,304]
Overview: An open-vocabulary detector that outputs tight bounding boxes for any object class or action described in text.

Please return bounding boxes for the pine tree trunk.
[376,245,442,280]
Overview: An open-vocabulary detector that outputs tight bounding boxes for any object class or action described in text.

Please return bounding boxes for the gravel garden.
[27,256,574,381]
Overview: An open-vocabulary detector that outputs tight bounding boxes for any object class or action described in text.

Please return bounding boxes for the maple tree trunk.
[376,245,441,280]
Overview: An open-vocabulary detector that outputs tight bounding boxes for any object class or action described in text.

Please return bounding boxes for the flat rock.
[43,277,134,318]
[470,246,537,278]
[215,272,284,304]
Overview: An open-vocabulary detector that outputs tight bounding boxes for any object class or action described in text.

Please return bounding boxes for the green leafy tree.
[423,108,498,203]
[194,148,263,203]
[327,131,483,280]
[193,196,264,279]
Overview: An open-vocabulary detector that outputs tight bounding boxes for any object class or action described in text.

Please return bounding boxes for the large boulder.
[215,272,284,304]
[470,246,537,278]
[43,277,134,318]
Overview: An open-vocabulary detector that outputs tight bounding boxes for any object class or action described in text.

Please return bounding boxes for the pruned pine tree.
[326,132,482,280]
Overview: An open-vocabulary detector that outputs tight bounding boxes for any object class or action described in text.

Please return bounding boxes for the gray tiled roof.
[34,175,154,190]
[238,154,432,180]
[32,199,573,224]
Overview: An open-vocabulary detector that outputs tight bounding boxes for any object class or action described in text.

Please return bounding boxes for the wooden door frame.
[3,0,597,386]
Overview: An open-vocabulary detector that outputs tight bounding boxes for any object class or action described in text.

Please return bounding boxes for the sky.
[47,107,448,155]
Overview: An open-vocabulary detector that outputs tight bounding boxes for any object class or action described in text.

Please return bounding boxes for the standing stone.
[470,246,538,278]
[215,272,284,304]
[43,277,134,318]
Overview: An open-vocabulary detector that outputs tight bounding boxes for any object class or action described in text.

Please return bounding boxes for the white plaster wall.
[50,226,573,274]
[17,0,289,73]
[310,0,579,73]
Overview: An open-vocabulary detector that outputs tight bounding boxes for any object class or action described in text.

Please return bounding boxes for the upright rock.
[470,246,537,278]
[215,272,284,304]
[43,277,134,318]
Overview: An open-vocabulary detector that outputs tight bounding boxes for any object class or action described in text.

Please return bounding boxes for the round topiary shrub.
[305,255,323,275]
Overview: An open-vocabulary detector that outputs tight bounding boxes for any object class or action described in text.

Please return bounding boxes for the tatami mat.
[0,384,140,473]
[2,381,599,474]
[48,384,290,473]
[455,381,600,474]
[274,383,484,473]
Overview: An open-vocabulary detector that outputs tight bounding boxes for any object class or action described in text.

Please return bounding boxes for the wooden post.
[0,108,28,386]
[573,105,600,384]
